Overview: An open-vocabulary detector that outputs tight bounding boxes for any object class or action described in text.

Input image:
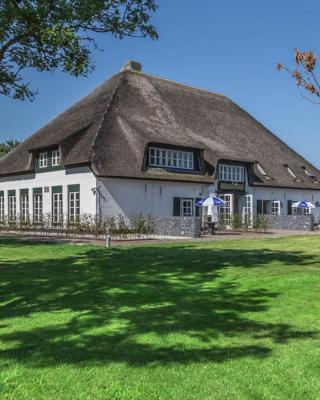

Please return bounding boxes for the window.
[218,164,244,182]
[20,191,29,222]
[256,163,271,180]
[39,152,48,168]
[271,200,281,215]
[303,168,318,183]
[219,194,232,226]
[257,200,270,215]
[8,191,16,222]
[52,188,63,224]
[257,163,267,176]
[68,185,80,223]
[0,192,4,222]
[303,207,311,215]
[304,168,314,177]
[52,150,60,166]
[181,199,193,217]
[149,147,194,170]
[286,166,297,179]
[33,190,43,223]
[243,195,253,226]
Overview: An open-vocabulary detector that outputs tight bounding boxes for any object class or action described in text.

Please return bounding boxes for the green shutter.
[257,200,262,215]
[0,191,4,197]
[68,184,80,193]
[33,187,42,194]
[20,188,28,195]
[48,150,53,168]
[173,197,181,216]
[288,200,293,215]
[8,190,16,196]
[195,197,201,217]
[52,185,63,194]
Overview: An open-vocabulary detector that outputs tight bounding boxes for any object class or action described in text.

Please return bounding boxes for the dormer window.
[39,152,48,168]
[149,147,194,170]
[219,164,244,182]
[52,150,60,166]
[257,163,267,176]
[286,166,296,179]
[303,167,318,183]
[304,168,313,176]
[256,163,271,180]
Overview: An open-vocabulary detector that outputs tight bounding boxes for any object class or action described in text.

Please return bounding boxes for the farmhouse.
[0,61,320,229]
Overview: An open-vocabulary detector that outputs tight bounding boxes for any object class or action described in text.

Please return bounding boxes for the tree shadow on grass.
[0,243,318,367]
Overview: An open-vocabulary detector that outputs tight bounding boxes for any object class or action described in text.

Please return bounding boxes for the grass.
[0,236,320,399]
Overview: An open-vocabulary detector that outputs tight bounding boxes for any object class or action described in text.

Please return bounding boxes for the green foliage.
[0,0,158,101]
[253,214,270,232]
[232,213,242,230]
[0,236,320,399]
[0,139,20,157]
[0,212,155,238]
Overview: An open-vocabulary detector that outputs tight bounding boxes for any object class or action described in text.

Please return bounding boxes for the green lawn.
[0,236,320,399]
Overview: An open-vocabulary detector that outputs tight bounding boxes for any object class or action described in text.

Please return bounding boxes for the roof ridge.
[122,69,229,100]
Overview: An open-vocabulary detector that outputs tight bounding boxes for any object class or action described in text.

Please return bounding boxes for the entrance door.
[219,194,233,228]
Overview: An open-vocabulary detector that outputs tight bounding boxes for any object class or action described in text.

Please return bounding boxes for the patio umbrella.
[196,196,225,207]
[292,201,315,209]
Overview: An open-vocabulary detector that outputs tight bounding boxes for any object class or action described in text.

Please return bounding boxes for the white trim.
[39,152,48,168]
[52,192,63,223]
[20,193,29,221]
[52,150,60,167]
[69,191,80,222]
[181,198,193,217]
[8,194,16,221]
[0,195,4,222]
[149,147,194,170]
[243,194,253,226]
[219,164,244,182]
[271,200,281,215]
[33,193,43,222]
[287,167,297,179]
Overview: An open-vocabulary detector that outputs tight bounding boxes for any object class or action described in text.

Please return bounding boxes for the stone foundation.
[264,215,315,231]
[152,216,201,238]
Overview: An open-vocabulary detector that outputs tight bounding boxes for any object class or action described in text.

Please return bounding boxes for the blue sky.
[1,0,320,166]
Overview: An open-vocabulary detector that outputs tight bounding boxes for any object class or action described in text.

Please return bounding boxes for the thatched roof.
[1,62,319,189]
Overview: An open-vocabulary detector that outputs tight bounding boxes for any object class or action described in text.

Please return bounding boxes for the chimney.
[121,60,142,72]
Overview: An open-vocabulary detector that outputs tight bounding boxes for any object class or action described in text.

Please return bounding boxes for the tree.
[0,139,20,157]
[277,49,320,103]
[0,0,158,101]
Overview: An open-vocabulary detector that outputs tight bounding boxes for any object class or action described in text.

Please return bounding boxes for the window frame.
[149,147,194,170]
[68,191,80,223]
[8,193,16,222]
[303,207,311,215]
[0,194,4,222]
[39,152,48,168]
[257,199,270,215]
[181,198,194,217]
[20,193,29,222]
[286,166,297,179]
[33,192,43,223]
[218,164,245,182]
[52,192,63,224]
[52,150,60,167]
[271,200,281,215]
[243,194,253,226]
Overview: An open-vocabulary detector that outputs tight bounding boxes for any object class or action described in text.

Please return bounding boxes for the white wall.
[97,178,208,217]
[0,166,96,216]
[248,185,320,218]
